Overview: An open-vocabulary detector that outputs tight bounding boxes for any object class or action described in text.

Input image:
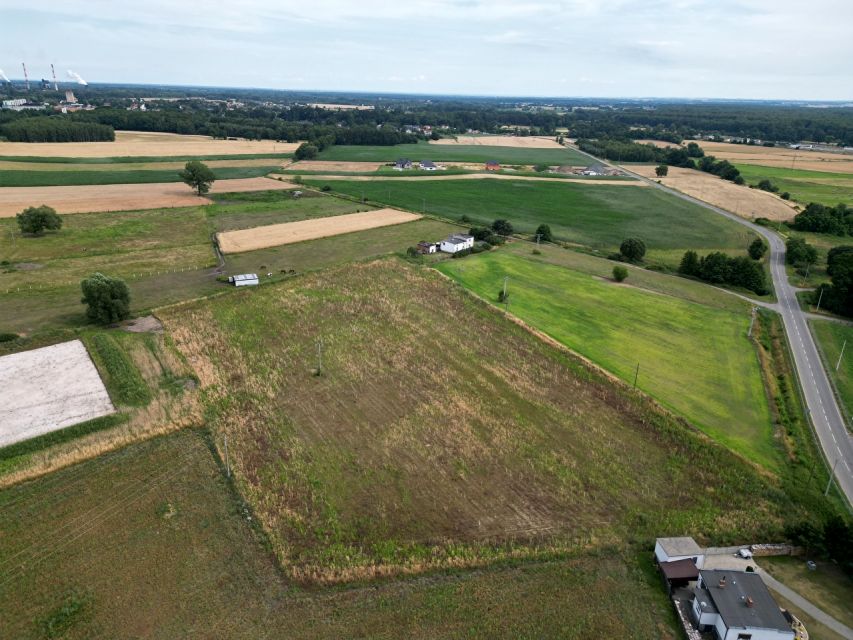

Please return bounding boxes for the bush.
[748,238,767,260]
[80,273,131,325]
[492,219,514,236]
[321,185,332,192]
[0,332,19,342]
[612,265,628,282]
[294,142,319,161]
[781,192,791,200]
[17,205,62,236]
[533,163,550,173]
[655,165,668,177]
[757,179,779,193]
[786,237,818,266]
[534,224,553,243]
[619,238,646,262]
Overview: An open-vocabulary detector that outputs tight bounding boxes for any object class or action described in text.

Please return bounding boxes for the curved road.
[585,153,853,506]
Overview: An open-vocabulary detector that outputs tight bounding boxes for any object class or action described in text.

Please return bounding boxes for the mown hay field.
[437,247,777,468]
[307,177,758,268]
[217,208,422,253]
[697,141,853,175]
[160,259,798,583]
[628,164,798,221]
[0,427,681,638]
[0,130,298,159]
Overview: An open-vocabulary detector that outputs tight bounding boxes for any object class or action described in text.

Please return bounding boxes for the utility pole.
[824,457,840,496]
[316,338,323,376]
[224,434,231,478]
[503,276,509,311]
[815,287,824,313]
[633,362,640,388]
[836,339,846,372]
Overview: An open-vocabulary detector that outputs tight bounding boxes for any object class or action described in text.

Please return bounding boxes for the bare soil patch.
[0,339,115,447]
[430,135,564,149]
[0,130,299,159]
[0,177,297,217]
[286,160,386,173]
[217,208,421,253]
[697,141,853,174]
[627,165,797,221]
[123,315,164,333]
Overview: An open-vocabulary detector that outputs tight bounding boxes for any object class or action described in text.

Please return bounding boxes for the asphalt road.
[579,153,853,507]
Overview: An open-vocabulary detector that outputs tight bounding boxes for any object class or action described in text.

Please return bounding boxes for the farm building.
[655,537,705,568]
[485,160,500,171]
[691,570,794,640]
[394,158,413,170]
[420,160,438,171]
[581,162,609,176]
[417,241,438,254]
[440,234,475,253]
[228,273,259,287]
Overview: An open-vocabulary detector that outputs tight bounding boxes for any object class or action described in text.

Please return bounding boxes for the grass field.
[0,427,685,638]
[0,153,292,164]
[760,556,853,630]
[437,247,777,468]
[810,320,853,428]
[307,177,758,267]
[318,142,590,165]
[0,165,279,187]
[736,164,853,207]
[159,258,804,583]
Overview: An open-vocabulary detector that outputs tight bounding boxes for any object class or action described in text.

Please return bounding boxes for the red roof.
[660,558,699,580]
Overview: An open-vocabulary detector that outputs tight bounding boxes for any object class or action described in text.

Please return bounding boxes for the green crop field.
[307,177,757,267]
[736,164,853,207]
[0,153,292,164]
[318,142,590,165]
[0,165,278,187]
[159,258,804,585]
[0,429,685,639]
[810,319,853,428]
[437,247,777,468]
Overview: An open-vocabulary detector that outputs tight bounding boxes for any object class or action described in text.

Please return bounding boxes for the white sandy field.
[217,208,421,253]
[0,340,115,448]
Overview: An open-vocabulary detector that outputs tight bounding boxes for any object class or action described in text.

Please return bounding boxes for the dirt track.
[0,131,299,159]
[217,208,421,253]
[627,165,798,221]
[0,177,297,217]
[429,135,563,148]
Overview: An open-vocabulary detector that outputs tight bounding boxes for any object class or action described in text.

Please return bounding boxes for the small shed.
[655,537,705,568]
[228,273,259,287]
[417,241,438,254]
[485,160,500,171]
[660,558,700,593]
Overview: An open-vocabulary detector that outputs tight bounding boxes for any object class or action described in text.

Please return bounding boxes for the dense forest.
[0,117,114,142]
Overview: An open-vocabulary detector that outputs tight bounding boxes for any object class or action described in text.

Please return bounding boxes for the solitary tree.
[612,265,628,282]
[492,219,514,236]
[748,238,767,260]
[655,165,669,178]
[179,160,216,195]
[81,273,131,325]
[620,238,646,262]
[16,205,62,236]
[534,224,553,243]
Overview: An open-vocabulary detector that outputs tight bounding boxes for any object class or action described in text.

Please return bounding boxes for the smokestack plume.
[0,69,10,83]
[67,69,88,85]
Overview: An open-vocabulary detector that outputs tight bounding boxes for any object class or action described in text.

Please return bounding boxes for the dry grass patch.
[286,160,386,173]
[628,164,798,221]
[216,208,421,253]
[0,177,296,217]
[431,135,564,148]
[0,130,298,158]
[697,141,853,174]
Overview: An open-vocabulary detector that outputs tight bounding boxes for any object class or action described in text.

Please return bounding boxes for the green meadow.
[810,319,853,427]
[437,247,777,468]
[308,177,758,267]
[0,165,278,187]
[318,142,590,165]
[736,164,853,207]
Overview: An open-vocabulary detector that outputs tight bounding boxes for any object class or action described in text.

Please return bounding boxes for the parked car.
[737,548,753,559]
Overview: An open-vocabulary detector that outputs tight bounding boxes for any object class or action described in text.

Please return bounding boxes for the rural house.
[440,234,475,253]
[485,160,500,171]
[420,160,438,171]
[228,273,259,287]
[394,158,413,170]
[691,570,794,640]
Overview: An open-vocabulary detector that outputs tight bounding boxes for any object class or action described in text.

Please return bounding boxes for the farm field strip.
[0,165,281,187]
[318,142,590,165]
[696,141,853,175]
[627,164,798,221]
[0,176,297,216]
[0,339,114,447]
[0,130,299,158]
[216,208,421,253]
[0,157,286,172]
[429,135,565,148]
[735,164,853,207]
[289,173,644,185]
[437,250,777,468]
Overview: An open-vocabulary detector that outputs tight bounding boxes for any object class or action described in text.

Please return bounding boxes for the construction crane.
[21,62,29,92]
[50,64,58,91]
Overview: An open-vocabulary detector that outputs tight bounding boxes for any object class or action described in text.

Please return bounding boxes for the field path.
[0,177,297,217]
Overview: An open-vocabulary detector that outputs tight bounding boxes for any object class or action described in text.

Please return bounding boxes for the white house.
[420,160,438,171]
[228,273,259,287]
[655,537,705,569]
[691,570,794,640]
[440,234,475,253]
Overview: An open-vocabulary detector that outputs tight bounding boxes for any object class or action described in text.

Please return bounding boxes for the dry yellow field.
[635,139,679,148]
[0,131,299,158]
[627,165,798,221]
[0,177,297,217]
[430,135,564,149]
[216,208,421,253]
[285,160,387,173]
[0,158,287,171]
[697,141,853,174]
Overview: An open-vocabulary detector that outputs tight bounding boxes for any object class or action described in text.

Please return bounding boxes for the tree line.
[678,243,769,295]
[0,116,114,142]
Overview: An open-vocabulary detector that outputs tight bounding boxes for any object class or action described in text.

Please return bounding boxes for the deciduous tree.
[16,205,62,236]
[81,273,131,325]
[179,160,216,196]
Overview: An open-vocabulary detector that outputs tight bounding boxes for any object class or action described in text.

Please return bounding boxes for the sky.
[0,0,851,100]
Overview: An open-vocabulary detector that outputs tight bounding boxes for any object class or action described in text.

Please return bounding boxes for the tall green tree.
[655,165,668,177]
[179,160,216,196]
[16,205,62,236]
[679,250,700,276]
[534,224,553,243]
[492,219,514,236]
[786,237,818,266]
[81,273,131,325]
[748,238,767,260]
[619,238,646,262]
